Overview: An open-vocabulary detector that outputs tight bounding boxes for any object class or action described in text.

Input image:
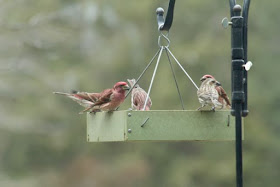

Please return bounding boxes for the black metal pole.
[230,4,245,187]
[242,0,250,117]
[235,103,243,187]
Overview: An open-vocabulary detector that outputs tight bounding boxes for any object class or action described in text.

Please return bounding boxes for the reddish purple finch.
[197,74,231,110]
[54,82,130,113]
[127,79,152,111]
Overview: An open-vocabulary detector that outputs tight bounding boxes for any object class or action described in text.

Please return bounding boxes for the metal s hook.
[158,32,170,48]
[156,0,176,31]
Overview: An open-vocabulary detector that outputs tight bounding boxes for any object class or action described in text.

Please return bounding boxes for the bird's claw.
[197,105,205,111]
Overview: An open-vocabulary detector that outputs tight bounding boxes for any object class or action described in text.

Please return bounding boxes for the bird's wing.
[73,92,102,102]
[133,88,152,107]
[216,86,231,106]
[93,89,113,106]
[66,95,94,108]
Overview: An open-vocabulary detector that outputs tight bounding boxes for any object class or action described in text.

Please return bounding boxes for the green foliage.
[0,0,279,186]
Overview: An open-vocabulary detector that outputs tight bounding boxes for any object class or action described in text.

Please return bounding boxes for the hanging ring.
[158,32,170,48]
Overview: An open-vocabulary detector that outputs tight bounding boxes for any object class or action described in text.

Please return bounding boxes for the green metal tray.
[87,110,243,142]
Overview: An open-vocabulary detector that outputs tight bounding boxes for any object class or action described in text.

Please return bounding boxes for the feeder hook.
[156,0,176,31]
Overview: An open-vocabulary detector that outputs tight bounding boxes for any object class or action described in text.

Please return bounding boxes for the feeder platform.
[87,110,243,142]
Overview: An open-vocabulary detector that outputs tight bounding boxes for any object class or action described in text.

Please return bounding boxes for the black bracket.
[228,0,251,117]
[156,0,176,31]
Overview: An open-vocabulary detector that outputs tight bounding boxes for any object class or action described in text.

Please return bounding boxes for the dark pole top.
[233,4,242,13]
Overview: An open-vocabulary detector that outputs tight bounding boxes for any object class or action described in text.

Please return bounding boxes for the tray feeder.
[88,0,231,142]
[87,1,251,187]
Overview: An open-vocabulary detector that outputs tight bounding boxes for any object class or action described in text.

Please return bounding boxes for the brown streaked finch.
[127,79,152,111]
[197,77,222,111]
[200,74,231,109]
[53,81,130,114]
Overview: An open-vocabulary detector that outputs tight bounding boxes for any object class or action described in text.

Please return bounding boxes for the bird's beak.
[216,81,221,86]
[127,79,133,87]
[200,77,206,81]
[123,85,130,90]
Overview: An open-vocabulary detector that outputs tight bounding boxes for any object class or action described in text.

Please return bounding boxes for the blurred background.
[0,0,279,186]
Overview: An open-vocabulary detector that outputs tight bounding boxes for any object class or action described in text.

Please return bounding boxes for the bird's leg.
[79,107,92,114]
[79,107,91,114]
[209,97,217,112]
[197,104,205,111]
[80,106,93,113]
[89,108,101,115]
[80,103,98,114]
[90,108,101,113]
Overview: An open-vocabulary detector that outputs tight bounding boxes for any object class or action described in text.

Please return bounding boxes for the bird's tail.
[226,104,232,109]
[71,90,79,94]
[53,92,71,96]
[54,91,95,109]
